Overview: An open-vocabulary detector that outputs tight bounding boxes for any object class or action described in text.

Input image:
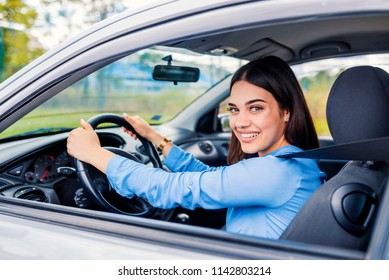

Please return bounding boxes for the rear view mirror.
[153,65,200,84]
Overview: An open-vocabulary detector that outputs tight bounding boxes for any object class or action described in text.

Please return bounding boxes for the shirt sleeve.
[106,151,301,210]
[163,145,221,172]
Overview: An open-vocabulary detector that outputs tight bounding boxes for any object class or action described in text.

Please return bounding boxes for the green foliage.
[0,0,37,28]
[0,0,44,82]
[301,70,342,136]
[0,0,128,82]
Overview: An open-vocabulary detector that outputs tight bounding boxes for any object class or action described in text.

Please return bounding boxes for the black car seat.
[279,65,389,251]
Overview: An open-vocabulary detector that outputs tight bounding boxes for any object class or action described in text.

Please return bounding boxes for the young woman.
[67,56,326,239]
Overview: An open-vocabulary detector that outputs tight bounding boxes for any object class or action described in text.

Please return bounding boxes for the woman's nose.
[234,115,251,129]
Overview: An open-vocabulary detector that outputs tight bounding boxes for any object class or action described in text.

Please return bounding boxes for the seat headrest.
[326,66,389,144]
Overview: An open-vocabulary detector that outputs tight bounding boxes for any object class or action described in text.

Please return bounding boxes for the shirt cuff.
[163,145,183,169]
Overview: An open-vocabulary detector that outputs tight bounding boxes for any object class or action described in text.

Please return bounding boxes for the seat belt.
[278,136,389,161]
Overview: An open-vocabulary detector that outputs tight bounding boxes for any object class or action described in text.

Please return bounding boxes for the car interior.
[0,2,389,259]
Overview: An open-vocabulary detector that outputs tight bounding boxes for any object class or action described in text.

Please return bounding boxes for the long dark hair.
[227,56,319,164]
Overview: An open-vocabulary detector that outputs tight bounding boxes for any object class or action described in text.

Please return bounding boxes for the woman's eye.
[250,106,263,112]
[227,107,238,113]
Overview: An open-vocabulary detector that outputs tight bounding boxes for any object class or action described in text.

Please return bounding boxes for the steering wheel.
[74,113,172,219]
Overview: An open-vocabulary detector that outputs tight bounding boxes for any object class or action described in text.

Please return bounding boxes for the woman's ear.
[283,110,290,123]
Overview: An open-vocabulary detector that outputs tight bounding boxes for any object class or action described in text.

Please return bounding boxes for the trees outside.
[0,0,43,81]
[0,0,128,82]
[35,0,128,48]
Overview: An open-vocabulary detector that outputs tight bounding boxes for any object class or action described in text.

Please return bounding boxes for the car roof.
[167,1,389,63]
[173,12,389,64]
[0,0,388,260]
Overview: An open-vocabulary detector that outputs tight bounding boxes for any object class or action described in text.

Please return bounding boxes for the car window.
[0,46,244,140]
[295,53,389,137]
[219,53,389,137]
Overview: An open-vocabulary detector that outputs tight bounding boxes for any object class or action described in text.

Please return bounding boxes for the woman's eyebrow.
[246,98,266,105]
[228,99,266,107]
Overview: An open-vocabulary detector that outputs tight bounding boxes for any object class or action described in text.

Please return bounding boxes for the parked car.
[0,0,388,260]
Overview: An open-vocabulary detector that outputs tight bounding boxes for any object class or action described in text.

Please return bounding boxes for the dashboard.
[0,131,127,206]
[0,127,230,228]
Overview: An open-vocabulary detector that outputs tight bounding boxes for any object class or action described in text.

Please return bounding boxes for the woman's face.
[228,80,290,156]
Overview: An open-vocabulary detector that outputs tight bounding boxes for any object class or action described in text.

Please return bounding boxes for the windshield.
[0,46,244,139]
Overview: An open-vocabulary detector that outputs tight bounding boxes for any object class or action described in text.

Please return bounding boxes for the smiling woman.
[0,0,388,262]
[226,56,319,164]
[66,55,326,240]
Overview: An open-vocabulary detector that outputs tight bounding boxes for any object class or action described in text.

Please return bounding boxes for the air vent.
[0,178,13,191]
[14,187,48,202]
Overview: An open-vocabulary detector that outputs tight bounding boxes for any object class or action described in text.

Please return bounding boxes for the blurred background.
[0,0,158,82]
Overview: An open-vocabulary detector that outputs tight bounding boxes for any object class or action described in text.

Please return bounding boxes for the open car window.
[293,53,389,137]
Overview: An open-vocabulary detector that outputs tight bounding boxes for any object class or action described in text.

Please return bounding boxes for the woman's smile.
[238,131,260,142]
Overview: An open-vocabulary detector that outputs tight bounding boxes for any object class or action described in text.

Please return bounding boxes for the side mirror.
[218,113,231,132]
[152,65,200,84]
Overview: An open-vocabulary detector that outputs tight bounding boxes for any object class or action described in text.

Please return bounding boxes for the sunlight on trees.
[0,0,43,81]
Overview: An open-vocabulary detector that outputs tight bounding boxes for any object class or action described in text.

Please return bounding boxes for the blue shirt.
[106,145,326,239]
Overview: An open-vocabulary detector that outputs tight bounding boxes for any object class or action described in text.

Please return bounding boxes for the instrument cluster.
[27,150,73,183]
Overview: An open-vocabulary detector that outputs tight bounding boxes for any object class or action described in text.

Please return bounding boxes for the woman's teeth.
[241,132,259,138]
